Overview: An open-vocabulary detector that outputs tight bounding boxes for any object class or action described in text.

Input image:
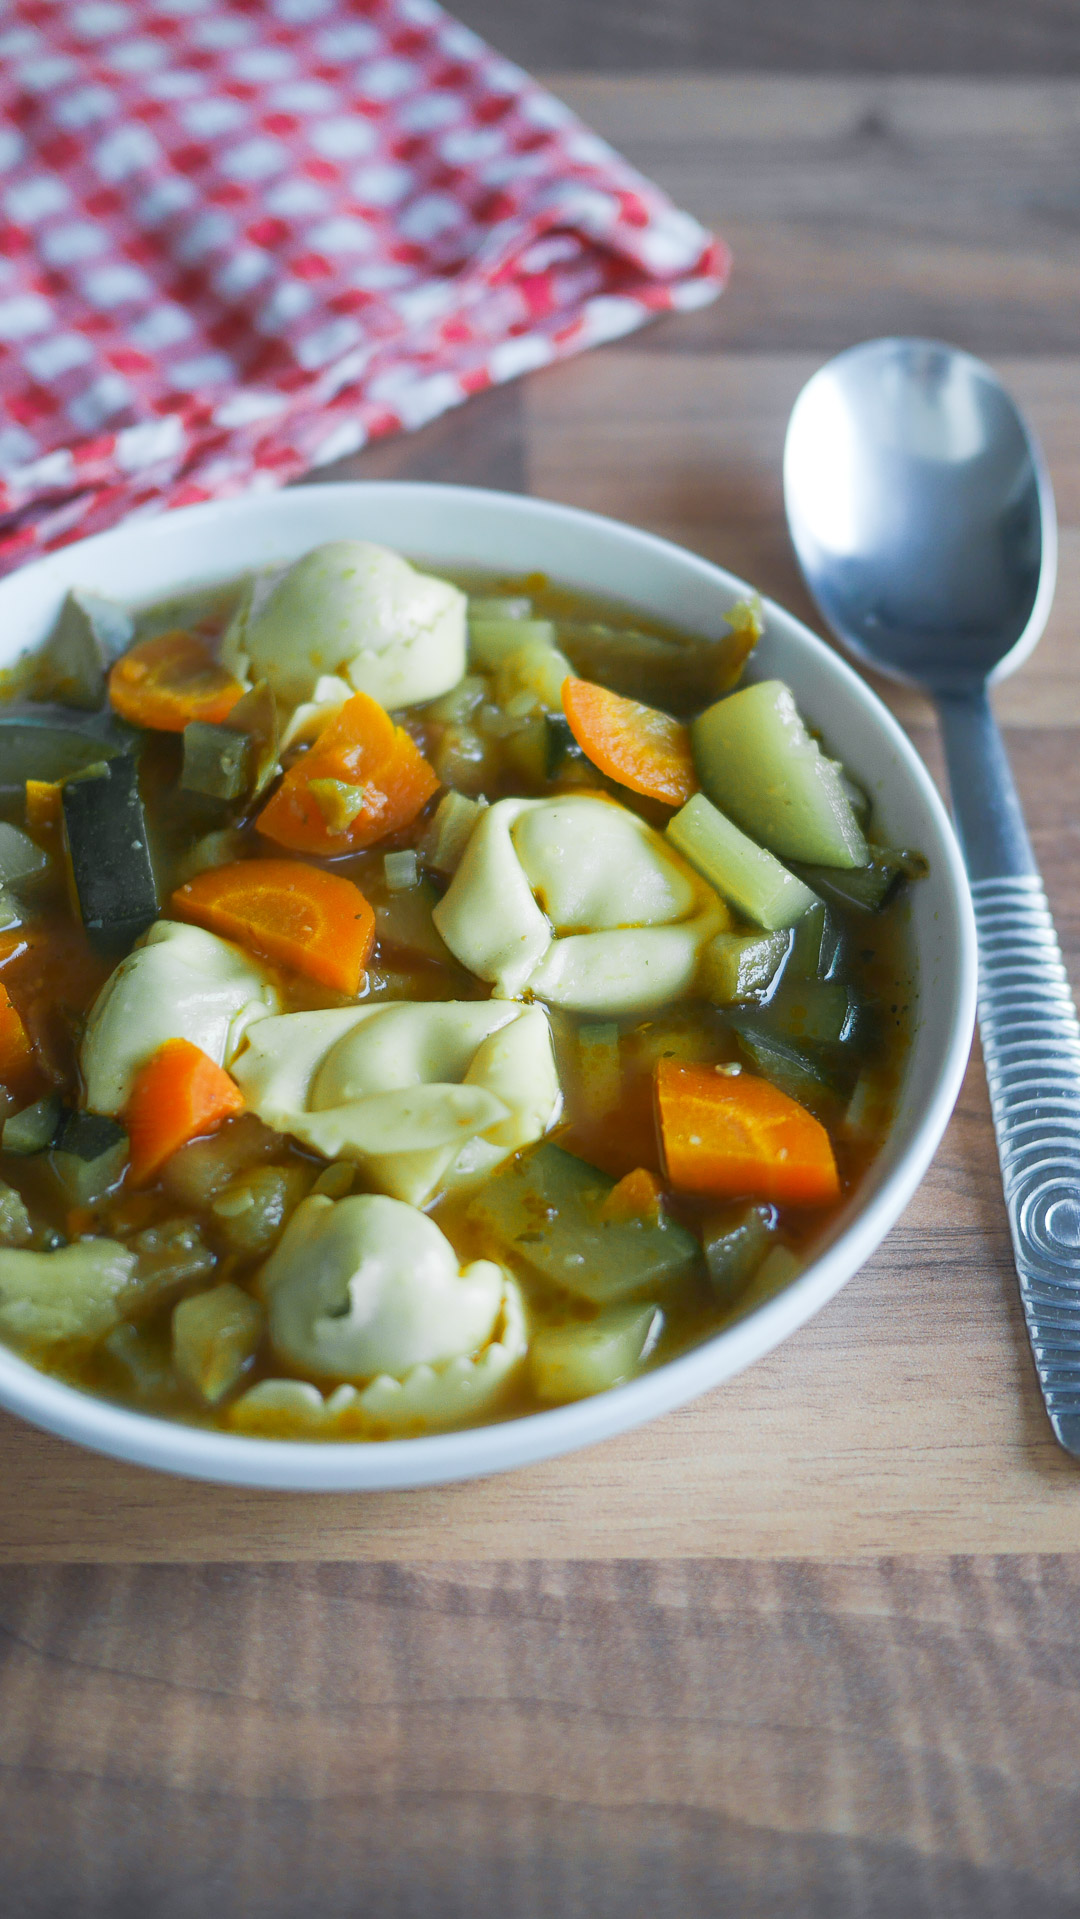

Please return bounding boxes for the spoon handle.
[937,688,1080,1458]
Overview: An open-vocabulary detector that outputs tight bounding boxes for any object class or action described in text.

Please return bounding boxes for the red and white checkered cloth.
[0,0,727,574]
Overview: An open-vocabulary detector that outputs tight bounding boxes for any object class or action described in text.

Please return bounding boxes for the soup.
[0,540,921,1438]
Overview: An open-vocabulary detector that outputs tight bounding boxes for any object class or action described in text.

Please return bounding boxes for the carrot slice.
[125,1038,245,1187]
[655,1059,840,1206]
[599,1166,664,1224]
[109,630,245,732]
[25,779,63,836]
[171,858,375,995]
[0,981,38,1098]
[256,691,438,855]
[562,677,698,806]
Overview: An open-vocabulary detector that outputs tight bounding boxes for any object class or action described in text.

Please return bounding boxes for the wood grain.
[456,0,1080,76]
[1,1558,1079,1917]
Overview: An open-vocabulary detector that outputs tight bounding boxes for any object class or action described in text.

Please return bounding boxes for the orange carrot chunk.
[0,981,37,1098]
[171,858,375,996]
[125,1038,245,1187]
[655,1059,840,1206]
[562,677,699,806]
[109,629,245,732]
[256,691,438,856]
[599,1166,664,1224]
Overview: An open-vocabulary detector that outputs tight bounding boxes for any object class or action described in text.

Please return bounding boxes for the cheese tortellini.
[223,539,467,712]
[432,795,727,1015]
[237,1193,526,1430]
[230,999,561,1207]
[81,921,280,1117]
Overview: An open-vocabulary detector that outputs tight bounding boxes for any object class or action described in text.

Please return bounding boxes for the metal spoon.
[784,335,1080,1458]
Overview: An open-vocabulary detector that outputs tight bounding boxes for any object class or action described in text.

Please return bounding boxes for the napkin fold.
[0,0,727,573]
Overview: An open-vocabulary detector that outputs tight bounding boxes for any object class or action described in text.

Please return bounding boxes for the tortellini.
[260,1191,517,1383]
[82,921,280,1117]
[432,795,727,1015]
[231,999,561,1207]
[223,539,467,712]
[0,1239,135,1350]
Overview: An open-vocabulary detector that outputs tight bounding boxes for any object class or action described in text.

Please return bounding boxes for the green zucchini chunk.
[29,590,134,712]
[702,1203,777,1300]
[543,711,582,780]
[530,1303,664,1402]
[181,722,252,801]
[790,847,929,915]
[667,793,818,931]
[691,680,868,868]
[62,757,159,954]
[702,928,792,1004]
[51,1111,129,1206]
[0,708,131,794]
[466,1142,700,1303]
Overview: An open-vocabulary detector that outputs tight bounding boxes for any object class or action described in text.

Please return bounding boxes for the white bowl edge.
[0,483,978,1491]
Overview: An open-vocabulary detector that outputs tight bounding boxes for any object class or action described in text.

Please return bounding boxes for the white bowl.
[0,483,977,1489]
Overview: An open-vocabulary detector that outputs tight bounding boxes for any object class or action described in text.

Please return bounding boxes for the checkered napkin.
[0,0,727,574]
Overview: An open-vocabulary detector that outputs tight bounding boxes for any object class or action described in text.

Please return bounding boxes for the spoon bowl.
[784,337,1057,692]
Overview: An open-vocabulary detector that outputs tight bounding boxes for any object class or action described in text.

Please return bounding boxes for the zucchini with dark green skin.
[0,708,132,794]
[51,1111,129,1206]
[2,1095,63,1157]
[61,758,158,954]
[789,848,929,915]
[181,722,252,801]
[29,590,134,712]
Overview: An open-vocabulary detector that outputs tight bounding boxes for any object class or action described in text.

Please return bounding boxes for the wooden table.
[4,31,1080,1916]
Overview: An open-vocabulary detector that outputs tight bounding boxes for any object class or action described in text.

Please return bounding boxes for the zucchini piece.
[768,977,861,1048]
[667,794,818,931]
[424,675,487,726]
[558,610,757,717]
[737,1243,804,1313]
[530,1303,664,1402]
[61,757,158,953]
[0,822,49,890]
[180,721,252,801]
[702,929,791,1005]
[2,1094,63,1156]
[469,618,558,669]
[544,711,583,779]
[788,900,845,982]
[790,847,929,915]
[51,1111,128,1206]
[172,827,246,888]
[375,879,451,964]
[172,1282,262,1405]
[0,708,130,793]
[692,680,868,868]
[466,1142,700,1303]
[29,590,134,712]
[493,641,572,715]
[0,886,23,932]
[726,1014,841,1104]
[702,1203,776,1300]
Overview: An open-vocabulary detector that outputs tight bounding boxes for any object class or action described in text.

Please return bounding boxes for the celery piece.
[530,1303,664,1402]
[383,849,419,891]
[172,1282,262,1405]
[727,1014,840,1104]
[0,822,49,890]
[692,680,868,869]
[790,847,928,915]
[466,1143,699,1303]
[702,1204,776,1300]
[702,928,791,1005]
[493,641,571,714]
[467,596,532,622]
[2,1094,62,1157]
[667,793,818,931]
[180,721,252,801]
[469,618,557,670]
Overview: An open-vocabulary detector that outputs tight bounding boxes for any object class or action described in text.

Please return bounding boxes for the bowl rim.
[0,480,978,1490]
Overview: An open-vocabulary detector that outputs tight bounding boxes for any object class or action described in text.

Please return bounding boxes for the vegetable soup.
[0,541,922,1438]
